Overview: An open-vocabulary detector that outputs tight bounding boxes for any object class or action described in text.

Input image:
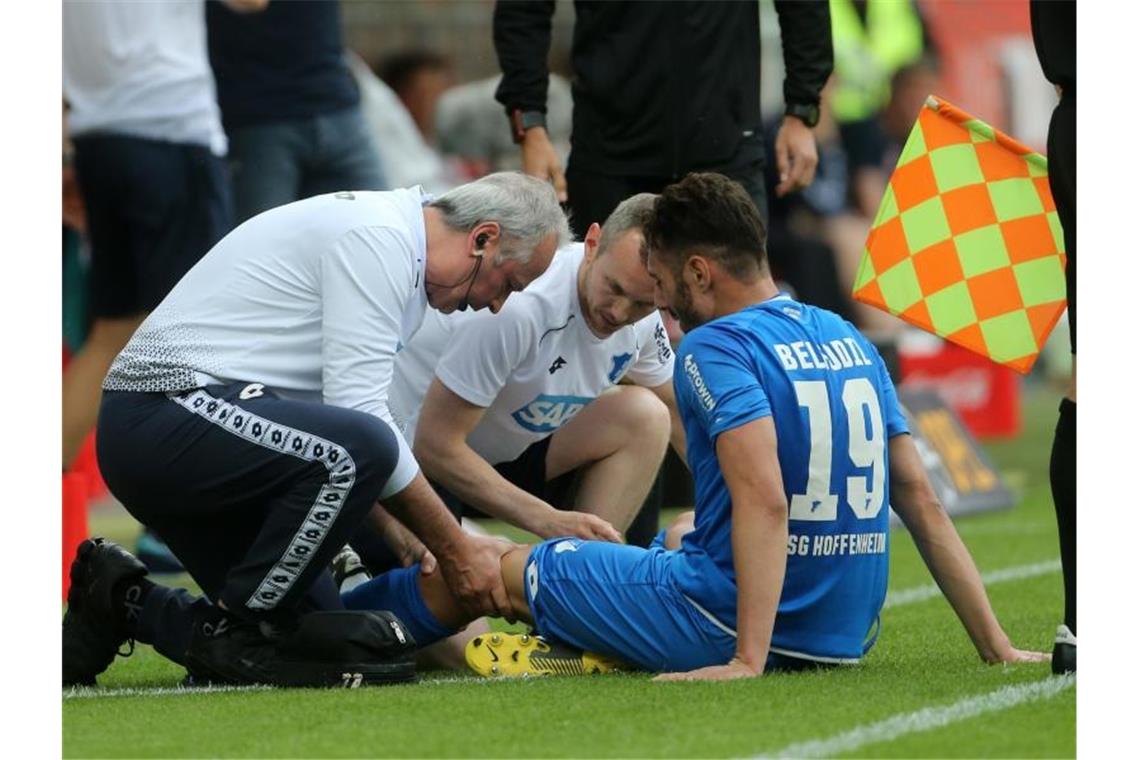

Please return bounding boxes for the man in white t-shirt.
[63,173,568,688]
[61,0,254,473]
[382,193,682,554]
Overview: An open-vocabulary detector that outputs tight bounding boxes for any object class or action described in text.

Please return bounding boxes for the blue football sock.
[341,565,456,648]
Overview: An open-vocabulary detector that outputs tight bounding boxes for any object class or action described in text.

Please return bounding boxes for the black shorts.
[73,134,233,318]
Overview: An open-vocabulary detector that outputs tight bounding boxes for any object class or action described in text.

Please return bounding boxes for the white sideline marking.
[63,684,272,700]
[884,559,1061,609]
[763,675,1075,758]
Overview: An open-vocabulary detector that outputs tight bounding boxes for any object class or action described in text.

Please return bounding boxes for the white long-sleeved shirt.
[104,188,430,496]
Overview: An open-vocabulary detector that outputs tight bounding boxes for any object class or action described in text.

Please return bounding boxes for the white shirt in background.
[63,0,227,155]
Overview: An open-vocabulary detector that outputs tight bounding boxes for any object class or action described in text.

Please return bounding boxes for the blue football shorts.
[523,538,735,672]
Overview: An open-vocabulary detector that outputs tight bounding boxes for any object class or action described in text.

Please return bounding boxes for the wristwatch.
[510,109,547,144]
[785,102,821,128]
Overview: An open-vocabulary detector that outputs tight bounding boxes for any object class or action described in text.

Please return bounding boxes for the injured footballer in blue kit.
[342,173,1047,680]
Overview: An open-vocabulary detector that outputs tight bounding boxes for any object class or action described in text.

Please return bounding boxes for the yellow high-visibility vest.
[830,0,925,123]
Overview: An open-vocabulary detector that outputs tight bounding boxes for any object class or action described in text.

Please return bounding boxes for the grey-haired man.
[63,173,568,688]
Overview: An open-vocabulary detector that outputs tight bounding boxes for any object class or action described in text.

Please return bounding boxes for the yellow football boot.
[465,632,627,678]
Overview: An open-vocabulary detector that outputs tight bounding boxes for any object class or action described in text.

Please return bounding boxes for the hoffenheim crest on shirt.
[607,352,633,383]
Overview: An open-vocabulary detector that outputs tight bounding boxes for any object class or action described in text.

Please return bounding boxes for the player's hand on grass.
[540,510,623,543]
[774,115,819,197]
[520,127,568,203]
[991,647,1051,664]
[653,656,762,682]
[439,534,519,620]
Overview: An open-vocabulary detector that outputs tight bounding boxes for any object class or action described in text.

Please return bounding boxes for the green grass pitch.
[63,386,1075,758]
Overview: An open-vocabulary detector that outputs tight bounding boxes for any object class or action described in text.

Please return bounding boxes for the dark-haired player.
[342,174,1045,679]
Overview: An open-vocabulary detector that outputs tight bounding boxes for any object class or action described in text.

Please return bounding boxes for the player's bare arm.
[887,434,1048,664]
[415,377,620,542]
[656,417,788,681]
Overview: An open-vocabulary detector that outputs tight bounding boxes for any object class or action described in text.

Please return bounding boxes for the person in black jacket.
[1030,0,1076,676]
[494,0,832,548]
[493,0,832,231]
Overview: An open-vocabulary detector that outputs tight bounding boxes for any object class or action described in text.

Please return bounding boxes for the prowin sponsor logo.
[684,354,716,411]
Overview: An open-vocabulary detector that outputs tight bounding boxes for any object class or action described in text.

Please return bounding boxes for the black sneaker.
[184,607,280,686]
[1052,624,1076,675]
[62,537,148,687]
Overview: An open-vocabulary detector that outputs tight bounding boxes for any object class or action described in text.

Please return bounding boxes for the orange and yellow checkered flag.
[852,96,1068,374]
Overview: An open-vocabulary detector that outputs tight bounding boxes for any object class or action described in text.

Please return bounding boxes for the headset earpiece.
[475,232,489,251]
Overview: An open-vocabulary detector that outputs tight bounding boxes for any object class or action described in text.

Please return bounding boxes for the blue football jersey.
[669,294,909,662]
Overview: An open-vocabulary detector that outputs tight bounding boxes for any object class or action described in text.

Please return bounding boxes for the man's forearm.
[904,501,1012,662]
[420,441,557,535]
[380,473,467,557]
[492,0,556,113]
[889,435,1014,662]
[733,499,788,670]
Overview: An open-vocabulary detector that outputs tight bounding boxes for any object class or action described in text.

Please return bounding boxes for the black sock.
[1050,397,1076,635]
[112,577,157,637]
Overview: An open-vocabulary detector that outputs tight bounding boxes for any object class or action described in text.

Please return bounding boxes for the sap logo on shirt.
[607,352,633,383]
[511,394,594,433]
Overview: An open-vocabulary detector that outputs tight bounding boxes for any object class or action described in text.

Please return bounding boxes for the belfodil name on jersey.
[773,338,873,373]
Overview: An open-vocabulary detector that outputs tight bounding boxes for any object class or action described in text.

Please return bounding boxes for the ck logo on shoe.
[607,352,633,383]
[511,394,592,433]
[239,383,265,400]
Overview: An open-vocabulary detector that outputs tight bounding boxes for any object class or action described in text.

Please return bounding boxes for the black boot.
[62,537,148,687]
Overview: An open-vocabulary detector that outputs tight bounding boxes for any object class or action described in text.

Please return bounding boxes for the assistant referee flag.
[852,96,1067,374]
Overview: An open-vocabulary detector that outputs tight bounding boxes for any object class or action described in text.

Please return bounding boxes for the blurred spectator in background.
[62,0,234,474]
[881,56,942,167]
[763,79,856,325]
[493,0,833,548]
[207,0,387,223]
[435,73,574,178]
[347,51,458,195]
[1030,0,1076,676]
[829,0,929,217]
[377,49,455,145]
[494,0,832,238]
[763,0,935,338]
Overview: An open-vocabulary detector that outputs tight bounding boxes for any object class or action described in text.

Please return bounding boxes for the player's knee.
[613,386,670,448]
